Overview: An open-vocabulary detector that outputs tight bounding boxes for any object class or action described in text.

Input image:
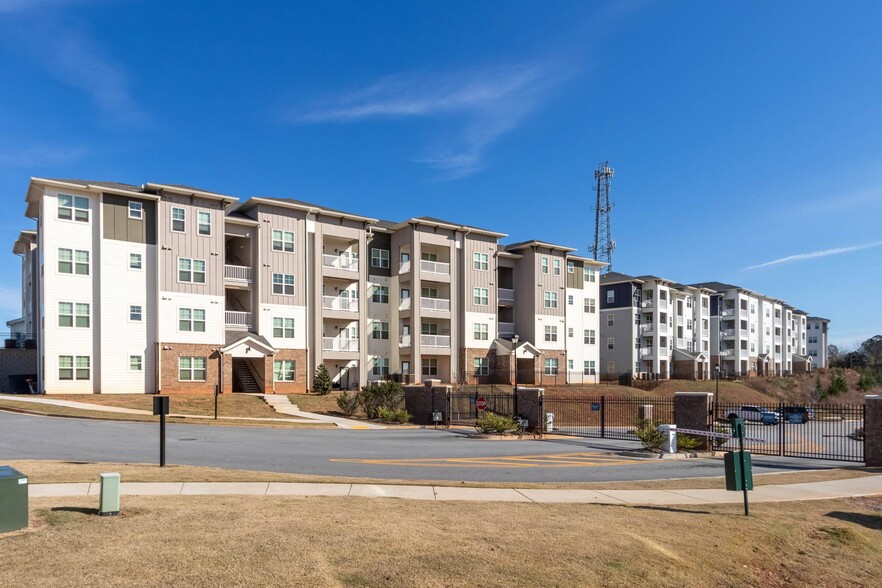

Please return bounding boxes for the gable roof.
[221,332,277,355]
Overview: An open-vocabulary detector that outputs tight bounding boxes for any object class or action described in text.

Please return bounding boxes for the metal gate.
[448,392,517,425]
[541,396,674,441]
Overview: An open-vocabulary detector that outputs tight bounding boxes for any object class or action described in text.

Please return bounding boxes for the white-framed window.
[372,358,390,377]
[584,298,596,313]
[544,325,558,342]
[129,253,142,270]
[58,302,89,328]
[272,273,295,295]
[567,294,574,306]
[606,290,615,304]
[607,337,615,350]
[473,357,489,376]
[272,230,295,252]
[568,359,574,371]
[372,285,389,303]
[421,323,438,335]
[179,357,206,381]
[129,355,143,371]
[567,260,575,273]
[274,360,296,381]
[422,358,438,376]
[568,327,574,338]
[58,248,90,275]
[553,259,561,276]
[273,317,295,338]
[541,257,549,274]
[607,361,615,374]
[128,201,143,220]
[474,323,489,341]
[607,314,614,326]
[178,258,206,283]
[473,287,489,305]
[129,305,142,321]
[544,358,558,375]
[584,267,596,282]
[584,329,596,345]
[58,194,89,222]
[171,207,186,232]
[59,355,90,380]
[371,248,390,268]
[372,321,390,340]
[179,308,206,332]
[544,291,558,309]
[584,360,596,375]
[473,252,489,271]
[196,211,211,236]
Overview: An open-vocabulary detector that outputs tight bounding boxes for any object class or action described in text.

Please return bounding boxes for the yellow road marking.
[331,452,651,469]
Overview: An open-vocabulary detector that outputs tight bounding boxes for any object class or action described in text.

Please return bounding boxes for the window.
[58,194,89,222]
[473,357,489,376]
[273,317,295,338]
[544,358,558,375]
[58,302,73,327]
[583,360,596,375]
[59,355,91,380]
[541,257,549,274]
[568,327,574,338]
[421,252,437,262]
[58,248,72,273]
[274,360,296,381]
[129,253,142,270]
[400,252,410,263]
[568,359,574,371]
[372,321,390,340]
[474,323,488,341]
[584,329,596,345]
[372,358,390,377]
[473,252,489,271]
[171,207,186,232]
[371,248,390,268]
[272,273,295,295]
[179,357,207,381]
[178,258,206,283]
[607,337,615,350]
[372,285,389,303]
[544,325,558,342]
[75,250,90,275]
[421,323,438,335]
[473,287,489,305]
[130,355,143,371]
[422,358,438,376]
[567,294,574,306]
[58,249,90,275]
[130,305,142,321]
[128,201,143,220]
[272,230,295,252]
[179,308,206,332]
[59,302,89,327]
[197,211,211,236]
[553,259,561,275]
[607,361,616,374]
[584,267,596,282]
[543,291,558,309]
[584,298,596,313]
[606,290,615,304]
[567,260,575,274]
[607,314,614,327]
[76,356,90,380]
[421,287,438,298]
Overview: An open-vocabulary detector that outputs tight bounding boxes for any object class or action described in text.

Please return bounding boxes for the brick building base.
[460,347,498,385]
[268,349,308,394]
[157,342,222,394]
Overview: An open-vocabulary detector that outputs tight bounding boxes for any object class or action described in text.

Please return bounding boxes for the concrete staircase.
[234,362,260,393]
[259,395,386,430]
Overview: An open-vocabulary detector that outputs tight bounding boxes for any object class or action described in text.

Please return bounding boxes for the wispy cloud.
[0,144,88,170]
[744,240,882,271]
[288,62,571,179]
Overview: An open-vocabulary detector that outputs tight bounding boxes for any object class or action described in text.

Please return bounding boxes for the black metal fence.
[448,392,517,425]
[541,396,675,441]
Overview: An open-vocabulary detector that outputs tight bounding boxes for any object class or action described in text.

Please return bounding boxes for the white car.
[726,405,781,425]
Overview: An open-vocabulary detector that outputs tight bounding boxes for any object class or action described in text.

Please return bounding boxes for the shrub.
[475,411,520,435]
[635,418,664,450]
[713,424,730,448]
[810,376,827,403]
[851,426,865,441]
[357,380,405,419]
[858,370,878,392]
[827,373,848,397]
[677,434,703,451]
[313,365,333,396]
[377,407,412,424]
[336,391,359,416]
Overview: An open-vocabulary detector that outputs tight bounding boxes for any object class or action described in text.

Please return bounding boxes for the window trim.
[178,357,207,382]
[128,201,143,220]
[543,291,558,309]
[473,252,489,271]
[129,252,143,270]
[129,355,143,372]
[272,229,295,252]
[473,357,489,376]
[273,359,296,382]
[272,273,295,296]
[57,194,90,223]
[273,317,295,338]
[473,287,489,306]
[371,248,390,268]
[129,305,143,322]
[197,211,212,236]
[171,207,186,233]
[178,307,206,333]
[178,258,206,284]
[474,323,489,341]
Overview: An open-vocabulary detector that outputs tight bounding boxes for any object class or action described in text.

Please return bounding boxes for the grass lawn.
[287,391,350,414]
[3,494,880,587]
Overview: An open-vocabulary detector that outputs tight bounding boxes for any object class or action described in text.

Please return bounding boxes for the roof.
[373,219,398,230]
[48,178,143,192]
[600,271,639,284]
[504,240,576,253]
[393,216,507,238]
[689,281,741,292]
[672,348,705,361]
[222,332,276,353]
[808,316,831,322]
[566,254,605,266]
[237,196,378,223]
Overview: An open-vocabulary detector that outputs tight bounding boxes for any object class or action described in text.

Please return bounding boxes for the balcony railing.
[740,329,749,338]
[676,338,685,348]
[322,254,359,272]
[721,329,735,338]
[641,300,654,309]
[322,296,358,312]
[399,297,411,311]
[659,347,669,357]
[701,329,709,337]
[676,316,684,326]
[322,337,359,352]
[701,307,709,317]
[420,260,450,275]
[498,322,515,337]
[719,349,735,357]
[658,299,668,309]
[399,335,411,347]
[420,297,450,311]
[721,308,736,317]
[659,323,668,334]
[224,264,252,284]
[225,311,252,330]
[639,347,654,357]
[740,309,749,318]
[639,324,654,335]
[498,288,515,303]
[420,334,450,347]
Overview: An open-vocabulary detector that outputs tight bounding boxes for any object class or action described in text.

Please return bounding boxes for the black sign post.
[214,384,219,420]
[153,396,170,467]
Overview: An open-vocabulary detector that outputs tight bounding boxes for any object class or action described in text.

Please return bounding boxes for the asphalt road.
[0,411,853,483]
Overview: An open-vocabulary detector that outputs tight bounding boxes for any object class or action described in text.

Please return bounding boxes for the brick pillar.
[404,384,450,425]
[674,391,714,450]
[865,395,882,467]
[515,387,544,431]
[222,354,233,394]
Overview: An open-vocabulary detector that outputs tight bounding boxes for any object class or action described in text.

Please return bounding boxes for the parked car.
[782,406,814,424]
[726,405,781,425]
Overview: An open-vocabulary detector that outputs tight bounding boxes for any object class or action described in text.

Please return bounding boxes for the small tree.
[313,365,333,395]
[858,370,878,392]
[810,376,827,403]
[827,373,848,397]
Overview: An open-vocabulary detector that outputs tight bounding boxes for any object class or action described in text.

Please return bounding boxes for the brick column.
[404,384,450,426]
[674,391,714,450]
[515,387,544,431]
[865,395,882,467]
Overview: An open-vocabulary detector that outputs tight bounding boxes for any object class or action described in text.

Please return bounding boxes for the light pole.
[511,334,519,394]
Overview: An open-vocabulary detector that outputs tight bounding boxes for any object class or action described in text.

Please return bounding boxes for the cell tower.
[590,161,615,272]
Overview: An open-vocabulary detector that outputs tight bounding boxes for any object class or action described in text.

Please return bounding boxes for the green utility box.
[724,451,754,491]
[99,473,120,516]
[0,465,28,533]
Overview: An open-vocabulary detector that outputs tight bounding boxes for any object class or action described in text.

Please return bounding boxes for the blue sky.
[1,0,880,348]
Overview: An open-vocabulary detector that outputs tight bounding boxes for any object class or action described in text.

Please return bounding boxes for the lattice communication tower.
[590,161,615,273]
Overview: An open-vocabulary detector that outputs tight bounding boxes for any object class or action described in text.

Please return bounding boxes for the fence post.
[674,392,714,450]
[600,395,606,439]
[779,402,785,456]
[864,396,882,466]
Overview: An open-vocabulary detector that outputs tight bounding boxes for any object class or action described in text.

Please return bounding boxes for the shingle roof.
[504,239,575,252]
[410,216,505,236]
[600,271,638,283]
[689,281,741,292]
[49,179,143,192]
[224,331,274,349]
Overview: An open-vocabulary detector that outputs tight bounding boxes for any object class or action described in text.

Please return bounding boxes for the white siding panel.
[258,303,307,350]
[158,291,224,343]
[465,311,495,348]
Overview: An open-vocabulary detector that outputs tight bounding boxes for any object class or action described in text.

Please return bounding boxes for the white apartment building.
[806,316,830,368]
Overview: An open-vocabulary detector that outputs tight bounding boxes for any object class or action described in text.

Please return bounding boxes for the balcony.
[399,335,411,347]
[322,296,358,312]
[676,316,684,326]
[701,329,709,337]
[774,317,782,326]
[719,349,735,357]
[675,338,684,348]
[701,307,709,317]
[322,254,359,272]
[659,347,669,357]
[322,337,358,352]
[740,329,749,339]
[498,288,514,304]
[641,299,654,309]
[225,311,252,330]
[420,297,450,312]
[740,309,749,318]
[775,335,782,343]
[399,297,411,311]
[721,308,736,318]
[658,299,668,310]
[224,264,252,285]
[420,334,451,348]
[420,260,450,275]
[721,329,735,338]
[639,347,654,358]
[639,324,654,335]
[499,322,515,338]
[658,323,668,334]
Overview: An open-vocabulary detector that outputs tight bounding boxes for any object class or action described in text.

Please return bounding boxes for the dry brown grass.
[3,494,881,587]
[29,393,285,418]
[287,391,351,415]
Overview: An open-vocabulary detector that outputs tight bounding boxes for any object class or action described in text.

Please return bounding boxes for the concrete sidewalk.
[27,475,882,505]
[261,395,386,430]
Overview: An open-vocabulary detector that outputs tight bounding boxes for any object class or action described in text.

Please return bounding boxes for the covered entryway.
[492,338,542,385]
[221,333,277,394]
[671,349,708,380]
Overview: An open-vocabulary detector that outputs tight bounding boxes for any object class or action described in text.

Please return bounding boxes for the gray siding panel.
[159,193,225,295]
[102,194,156,245]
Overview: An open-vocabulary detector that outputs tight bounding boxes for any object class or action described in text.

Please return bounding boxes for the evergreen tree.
[313,364,333,395]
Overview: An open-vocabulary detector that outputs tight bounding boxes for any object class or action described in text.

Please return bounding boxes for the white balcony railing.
[701,307,709,317]
[740,309,749,318]
[659,323,668,333]
[721,308,736,317]
[641,300,654,309]
[398,260,411,274]
[322,337,359,352]
[658,299,668,309]
[420,297,450,311]
[322,254,359,272]
[774,318,782,326]
[740,329,749,339]
[420,260,450,275]
[225,311,252,330]
[224,265,252,283]
[701,329,710,337]
[399,335,411,347]
[498,322,515,337]
[322,296,358,312]
[639,347,653,357]
[721,329,735,338]
[498,288,515,303]
[676,338,685,348]
[676,316,684,326]
[398,297,411,311]
[639,324,654,335]
[719,349,735,357]
[420,334,451,347]
[659,347,669,357]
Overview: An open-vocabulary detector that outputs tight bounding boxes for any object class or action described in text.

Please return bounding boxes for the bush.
[713,424,730,448]
[313,365,333,395]
[377,407,412,424]
[827,373,848,397]
[475,411,520,435]
[858,370,878,392]
[635,418,664,450]
[810,376,827,403]
[852,426,865,441]
[357,380,404,419]
[336,391,359,416]
[677,434,703,451]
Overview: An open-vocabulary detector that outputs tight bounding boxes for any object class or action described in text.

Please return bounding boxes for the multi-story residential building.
[14,178,603,394]
[806,316,830,368]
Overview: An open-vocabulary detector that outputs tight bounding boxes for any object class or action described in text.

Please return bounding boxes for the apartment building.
[15,177,603,394]
[806,316,830,368]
